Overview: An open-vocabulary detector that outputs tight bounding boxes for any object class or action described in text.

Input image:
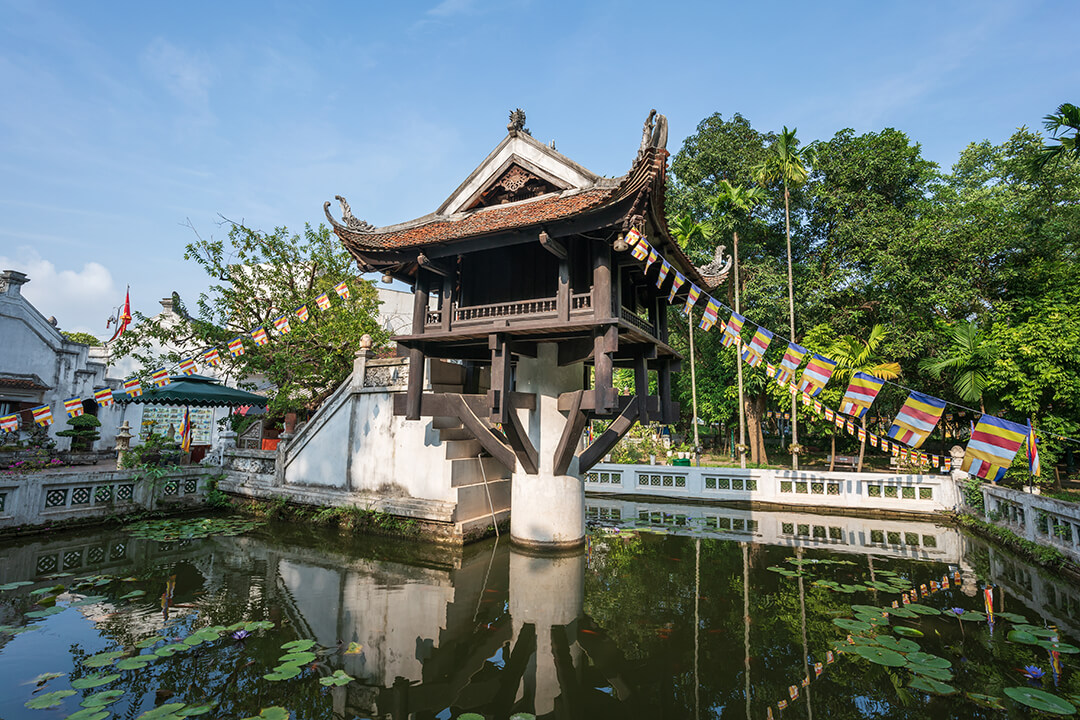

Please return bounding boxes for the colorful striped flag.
[630,237,650,261]
[962,414,1028,483]
[273,315,291,335]
[824,407,835,421]
[798,354,837,397]
[888,391,946,448]
[1027,419,1040,477]
[123,378,142,397]
[179,408,192,453]
[334,280,350,300]
[63,397,84,418]
[839,372,886,419]
[151,368,171,387]
[94,387,115,408]
[655,260,670,289]
[0,414,17,433]
[202,348,221,367]
[858,427,866,442]
[645,247,659,272]
[179,358,198,376]
[228,337,245,357]
[835,415,844,430]
[315,293,332,311]
[624,228,643,247]
[775,342,807,384]
[788,685,799,701]
[700,298,721,331]
[741,326,773,367]
[869,433,879,448]
[900,448,909,463]
[813,400,822,415]
[890,442,899,456]
[295,305,310,323]
[721,311,745,347]
[683,284,701,315]
[667,272,685,304]
[31,405,53,427]
[801,392,811,406]
[251,327,269,346]
[932,455,940,468]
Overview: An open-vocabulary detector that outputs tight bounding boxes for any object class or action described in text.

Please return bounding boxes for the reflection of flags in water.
[31,405,53,427]
[1,414,19,433]
[151,368,171,387]
[179,358,198,375]
[63,397,84,418]
[888,391,946,448]
[228,337,245,357]
[202,348,221,367]
[1027,419,1040,477]
[251,327,269,346]
[721,311,745,347]
[840,372,885,419]
[788,685,799,701]
[798,354,837,397]
[180,408,192,452]
[683,284,701,315]
[983,587,994,623]
[962,414,1028,483]
[700,298,721,331]
[775,343,807,384]
[94,387,115,407]
[668,272,685,303]
[315,293,332,311]
[741,326,773,367]
[123,378,143,397]
[334,280,350,300]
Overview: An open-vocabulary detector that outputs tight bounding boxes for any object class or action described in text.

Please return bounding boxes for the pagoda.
[326,110,718,549]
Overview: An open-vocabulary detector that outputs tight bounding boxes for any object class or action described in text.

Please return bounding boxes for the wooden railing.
[620,307,656,337]
[421,293,596,329]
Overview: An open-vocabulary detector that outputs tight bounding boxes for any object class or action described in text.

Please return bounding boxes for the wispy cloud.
[140,38,215,128]
[0,247,119,335]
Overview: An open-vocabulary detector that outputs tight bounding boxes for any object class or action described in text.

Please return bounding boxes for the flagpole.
[734,230,746,469]
[690,314,700,466]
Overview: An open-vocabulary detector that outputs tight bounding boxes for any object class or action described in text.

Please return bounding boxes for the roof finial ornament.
[508,108,529,135]
[639,110,657,157]
[695,244,733,288]
[329,195,374,232]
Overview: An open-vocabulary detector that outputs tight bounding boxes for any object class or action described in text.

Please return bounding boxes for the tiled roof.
[0,375,50,390]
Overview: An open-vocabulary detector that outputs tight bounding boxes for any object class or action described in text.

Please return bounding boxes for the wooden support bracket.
[578,397,640,472]
[453,394,517,472]
[502,400,538,475]
[553,389,588,476]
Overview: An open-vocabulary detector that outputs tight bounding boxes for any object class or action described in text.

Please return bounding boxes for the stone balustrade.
[981,484,1080,563]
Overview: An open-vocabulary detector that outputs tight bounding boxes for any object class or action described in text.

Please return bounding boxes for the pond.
[1,501,1079,719]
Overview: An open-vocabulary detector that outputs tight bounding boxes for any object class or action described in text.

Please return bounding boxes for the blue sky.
[1,0,1077,335]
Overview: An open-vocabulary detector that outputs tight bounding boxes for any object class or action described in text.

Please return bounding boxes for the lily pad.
[1003,687,1076,715]
[278,651,316,664]
[69,596,110,607]
[966,693,1006,710]
[852,645,907,667]
[854,614,889,627]
[883,606,918,619]
[319,669,354,686]
[243,620,274,631]
[909,676,957,695]
[31,584,66,596]
[1040,640,1080,654]
[137,703,186,719]
[906,652,951,669]
[280,639,315,652]
[909,664,953,681]
[851,605,885,615]
[344,642,363,654]
[958,611,987,622]
[906,604,940,616]
[118,590,146,600]
[153,643,188,658]
[1008,630,1041,645]
[26,690,77,708]
[65,709,110,720]
[84,651,126,668]
[135,636,166,649]
[0,580,34,591]
[81,689,125,707]
[115,655,157,670]
[240,708,288,720]
[176,703,217,716]
[31,671,66,684]
[263,664,303,681]
[26,607,65,618]
[876,635,920,653]
[1015,625,1059,638]
[71,673,121,689]
[893,626,924,638]
[833,618,872,632]
[995,612,1028,623]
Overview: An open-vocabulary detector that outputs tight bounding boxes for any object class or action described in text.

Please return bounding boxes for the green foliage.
[119,433,183,470]
[956,513,1069,569]
[56,413,102,451]
[110,221,389,420]
[62,331,102,346]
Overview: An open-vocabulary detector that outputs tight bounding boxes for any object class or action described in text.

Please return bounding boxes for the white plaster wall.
[284,396,350,488]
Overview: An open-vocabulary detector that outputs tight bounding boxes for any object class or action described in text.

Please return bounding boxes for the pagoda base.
[509,343,586,550]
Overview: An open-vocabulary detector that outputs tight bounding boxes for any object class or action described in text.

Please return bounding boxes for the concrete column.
[509,547,585,717]
[510,343,585,549]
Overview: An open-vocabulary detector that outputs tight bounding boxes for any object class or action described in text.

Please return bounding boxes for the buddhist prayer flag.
[273,315,291,335]
[228,337,246,357]
[766,362,777,378]
[151,368,170,387]
[888,391,946,448]
[890,442,899,456]
[295,305,310,323]
[179,358,198,376]
[667,272,685,303]
[846,420,855,435]
[63,397,84,418]
[775,342,807,384]
[31,405,53,427]
[0,414,17,433]
[202,348,221,367]
[1027,419,1040,477]
[123,378,142,397]
[824,407,835,422]
[835,416,844,430]
[870,433,879,448]
[801,392,811,406]
[315,293,332,311]
[645,247,659,272]
[655,260,670,289]
[813,400,823,415]
[963,414,1028,483]
[858,427,866,442]
[721,311,745,348]
[251,327,269,346]
[798,353,837,397]
[179,408,192,453]
[840,372,886,419]
[700,298,721,331]
[788,685,799,701]
[630,237,650,261]
[931,455,940,468]
[94,387,115,407]
[741,326,773,367]
[683,284,701,315]
[625,228,642,247]
[334,280,350,300]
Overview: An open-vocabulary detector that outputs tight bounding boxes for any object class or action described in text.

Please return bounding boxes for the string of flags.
[622,230,1040,482]
[0,280,356,434]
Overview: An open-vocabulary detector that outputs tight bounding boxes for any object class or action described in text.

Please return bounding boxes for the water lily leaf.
[115,655,156,670]
[841,584,868,592]
[182,635,207,647]
[136,703,186,719]
[909,676,957,695]
[854,614,889,627]
[966,693,1005,710]
[69,596,110,608]
[65,708,110,720]
[0,580,34,591]
[909,664,953,681]
[1040,640,1080,654]
[118,590,146,600]
[318,670,354,686]
[995,612,1028,623]
[853,645,907,667]
[36,594,59,607]
[1015,625,1059,638]
[875,635,920,653]
[344,642,363,654]
[0,623,39,635]
[851,605,884,615]
[175,703,216,716]
[31,584,66,596]
[153,643,188,658]
[240,707,288,720]
[833,618,872,632]
[509,714,537,720]
[278,651,316,664]
[81,689,125,707]
[893,626,924,637]
[32,671,66,684]
[243,620,274,631]
[26,607,65,618]
[262,664,302,681]
[71,673,121,689]
[280,639,315,652]
[865,581,898,592]
[905,604,940,616]
[958,611,986,622]
[883,606,918,619]
[84,651,126,668]
[1008,630,1040,645]
[1003,687,1076,715]
[906,652,951,669]
[459,715,485,720]
[26,690,77,708]
[135,636,166,649]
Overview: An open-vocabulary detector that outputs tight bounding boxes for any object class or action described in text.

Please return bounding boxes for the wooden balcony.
[426,293,593,331]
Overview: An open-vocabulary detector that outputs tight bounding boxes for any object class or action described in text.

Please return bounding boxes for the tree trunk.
[734,231,746,469]
[829,433,836,472]
[784,183,798,471]
[857,415,867,472]
[745,393,768,466]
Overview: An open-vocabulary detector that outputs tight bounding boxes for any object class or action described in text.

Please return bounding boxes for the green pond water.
[1,502,1079,719]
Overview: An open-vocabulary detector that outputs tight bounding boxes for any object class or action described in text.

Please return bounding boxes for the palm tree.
[1033,102,1080,170]
[919,321,993,413]
[828,324,902,472]
[754,127,813,469]
[671,215,710,465]
[712,181,765,468]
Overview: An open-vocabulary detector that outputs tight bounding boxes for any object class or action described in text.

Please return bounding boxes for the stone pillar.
[274,432,292,487]
[115,421,132,467]
[510,343,585,550]
[509,546,585,717]
[949,445,968,511]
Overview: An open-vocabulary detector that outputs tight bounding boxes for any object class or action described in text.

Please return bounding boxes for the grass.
[237,496,422,538]
[955,513,1071,570]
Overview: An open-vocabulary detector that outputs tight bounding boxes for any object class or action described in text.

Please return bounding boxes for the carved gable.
[466,163,562,210]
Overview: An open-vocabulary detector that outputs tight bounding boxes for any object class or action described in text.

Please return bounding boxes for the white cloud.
[0,247,118,336]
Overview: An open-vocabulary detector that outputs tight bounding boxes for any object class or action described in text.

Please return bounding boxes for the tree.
[1034,102,1080,170]
[112,221,388,420]
[57,414,102,451]
[754,127,813,468]
[62,331,102,346]
[919,322,993,413]
[670,215,710,460]
[827,325,902,471]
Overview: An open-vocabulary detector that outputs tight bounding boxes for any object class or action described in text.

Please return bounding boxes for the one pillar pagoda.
[327,110,712,549]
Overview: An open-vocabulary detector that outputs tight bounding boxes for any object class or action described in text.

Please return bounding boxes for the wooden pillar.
[557,256,570,323]
[405,274,429,421]
[593,325,616,414]
[656,294,669,344]
[658,358,674,425]
[489,333,511,423]
[634,350,649,426]
[441,273,453,332]
[592,241,613,321]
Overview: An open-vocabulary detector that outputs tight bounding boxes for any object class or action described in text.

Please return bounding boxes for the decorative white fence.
[585,463,960,515]
[981,484,1080,564]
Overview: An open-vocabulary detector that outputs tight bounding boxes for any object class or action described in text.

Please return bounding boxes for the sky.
[1,0,1077,335]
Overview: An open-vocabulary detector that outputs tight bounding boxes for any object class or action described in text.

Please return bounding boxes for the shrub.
[56,414,102,451]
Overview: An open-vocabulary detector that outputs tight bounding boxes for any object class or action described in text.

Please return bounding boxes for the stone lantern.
[115,421,133,466]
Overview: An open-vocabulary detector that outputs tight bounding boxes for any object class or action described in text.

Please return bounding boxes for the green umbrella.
[116,375,268,408]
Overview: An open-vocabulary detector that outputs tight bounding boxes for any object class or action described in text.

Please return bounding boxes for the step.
[430,383,464,394]
[454,478,511,522]
[451,457,511,487]
[432,415,463,430]
[444,439,483,459]
[438,427,476,442]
